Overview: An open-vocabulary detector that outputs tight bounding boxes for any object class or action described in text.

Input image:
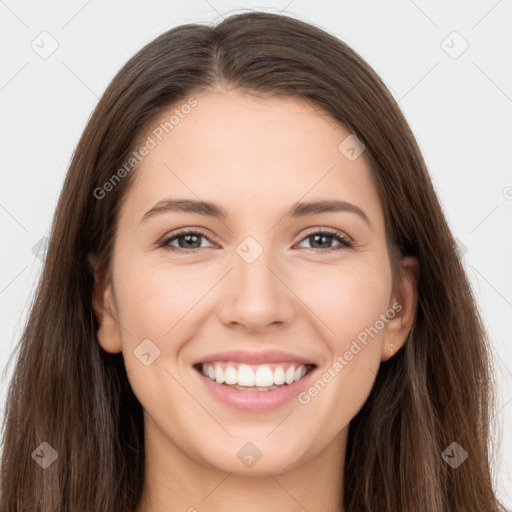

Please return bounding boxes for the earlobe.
[90,256,122,354]
[381,256,419,361]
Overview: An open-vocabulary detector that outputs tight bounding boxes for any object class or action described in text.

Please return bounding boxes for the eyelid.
[299,226,352,242]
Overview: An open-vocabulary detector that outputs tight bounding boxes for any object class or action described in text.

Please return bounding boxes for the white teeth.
[224,366,238,385]
[254,365,274,387]
[214,363,225,384]
[273,366,285,385]
[285,366,295,385]
[237,364,255,386]
[200,362,311,389]
[294,366,307,381]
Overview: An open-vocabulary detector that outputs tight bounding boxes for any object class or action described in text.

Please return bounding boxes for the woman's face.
[95,88,416,477]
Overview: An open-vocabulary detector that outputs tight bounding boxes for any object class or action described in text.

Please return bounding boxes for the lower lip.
[194,366,316,412]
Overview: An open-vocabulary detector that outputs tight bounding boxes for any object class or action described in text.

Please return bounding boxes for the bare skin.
[92,87,418,512]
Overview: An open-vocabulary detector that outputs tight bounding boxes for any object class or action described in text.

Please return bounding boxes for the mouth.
[193,361,317,391]
[192,358,318,411]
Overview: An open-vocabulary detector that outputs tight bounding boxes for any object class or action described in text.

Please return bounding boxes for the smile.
[192,351,318,411]
[198,361,315,391]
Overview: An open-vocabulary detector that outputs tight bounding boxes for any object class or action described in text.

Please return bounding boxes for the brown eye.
[297,229,352,251]
[159,230,214,251]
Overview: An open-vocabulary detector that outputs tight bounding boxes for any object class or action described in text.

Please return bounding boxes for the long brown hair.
[1,10,508,511]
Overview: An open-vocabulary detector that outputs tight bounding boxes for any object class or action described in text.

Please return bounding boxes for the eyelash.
[158,227,353,254]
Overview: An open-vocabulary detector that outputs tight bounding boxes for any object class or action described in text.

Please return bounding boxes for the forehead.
[123,89,384,229]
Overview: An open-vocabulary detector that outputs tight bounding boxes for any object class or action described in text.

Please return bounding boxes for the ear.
[381,256,419,361]
[89,254,122,354]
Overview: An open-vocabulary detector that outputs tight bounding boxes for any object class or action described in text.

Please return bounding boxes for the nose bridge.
[218,232,295,328]
[234,233,280,299]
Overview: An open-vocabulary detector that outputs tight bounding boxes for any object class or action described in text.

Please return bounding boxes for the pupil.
[181,234,200,248]
[312,234,330,248]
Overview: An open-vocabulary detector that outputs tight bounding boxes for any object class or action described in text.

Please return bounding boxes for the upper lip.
[193,350,316,366]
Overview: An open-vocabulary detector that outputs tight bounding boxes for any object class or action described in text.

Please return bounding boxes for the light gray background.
[0,0,511,505]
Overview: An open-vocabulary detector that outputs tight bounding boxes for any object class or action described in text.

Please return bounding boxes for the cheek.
[112,260,201,418]
[115,258,206,341]
[296,260,392,343]
[295,265,392,428]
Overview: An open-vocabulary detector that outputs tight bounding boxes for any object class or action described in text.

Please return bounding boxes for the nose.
[216,237,296,332]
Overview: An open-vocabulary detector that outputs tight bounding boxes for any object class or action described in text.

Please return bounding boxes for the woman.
[0,10,508,512]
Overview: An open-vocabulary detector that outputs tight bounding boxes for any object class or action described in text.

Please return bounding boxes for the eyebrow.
[139,198,371,228]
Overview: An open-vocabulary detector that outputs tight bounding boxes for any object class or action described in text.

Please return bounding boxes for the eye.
[159,227,353,253]
[159,229,215,251]
[296,228,353,252]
